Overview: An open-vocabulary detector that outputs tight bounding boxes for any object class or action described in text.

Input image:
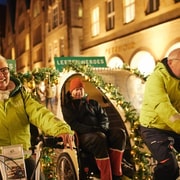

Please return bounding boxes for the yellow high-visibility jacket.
[0,77,73,150]
[139,60,180,133]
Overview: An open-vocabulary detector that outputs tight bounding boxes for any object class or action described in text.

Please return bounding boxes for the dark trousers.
[25,156,36,180]
[78,128,126,158]
[140,126,180,180]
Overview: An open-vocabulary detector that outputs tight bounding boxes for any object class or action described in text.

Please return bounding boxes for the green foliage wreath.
[63,62,153,180]
[11,63,156,180]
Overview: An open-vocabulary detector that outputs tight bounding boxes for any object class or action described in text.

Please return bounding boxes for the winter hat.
[69,77,84,92]
[168,48,180,61]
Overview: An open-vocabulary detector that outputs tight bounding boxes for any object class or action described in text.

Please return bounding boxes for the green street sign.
[54,56,107,72]
[7,59,16,72]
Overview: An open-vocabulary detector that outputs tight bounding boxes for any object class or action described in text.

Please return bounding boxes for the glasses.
[0,67,9,75]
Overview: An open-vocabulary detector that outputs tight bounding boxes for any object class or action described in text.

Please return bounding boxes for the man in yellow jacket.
[140,48,180,180]
[0,55,74,179]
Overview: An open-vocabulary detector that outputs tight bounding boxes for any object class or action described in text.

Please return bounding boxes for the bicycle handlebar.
[42,136,64,148]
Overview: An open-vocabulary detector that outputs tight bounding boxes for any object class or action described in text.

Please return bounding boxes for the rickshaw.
[53,68,146,180]
[0,68,145,180]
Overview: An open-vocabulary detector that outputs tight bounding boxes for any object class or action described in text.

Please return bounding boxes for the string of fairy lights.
[63,62,153,180]
[11,63,167,179]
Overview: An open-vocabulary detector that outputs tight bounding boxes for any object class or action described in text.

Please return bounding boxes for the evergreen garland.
[11,67,60,85]
[63,62,154,180]
[11,64,156,179]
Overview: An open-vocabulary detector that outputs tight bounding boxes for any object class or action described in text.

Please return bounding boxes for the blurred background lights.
[130,51,155,76]
[108,56,123,68]
[165,42,180,57]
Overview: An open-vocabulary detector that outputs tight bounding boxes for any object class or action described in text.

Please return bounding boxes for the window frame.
[123,0,135,24]
[106,0,115,31]
[91,6,100,37]
[145,0,160,15]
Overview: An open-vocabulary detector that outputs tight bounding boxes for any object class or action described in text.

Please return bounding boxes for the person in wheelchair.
[0,55,74,180]
[62,77,126,180]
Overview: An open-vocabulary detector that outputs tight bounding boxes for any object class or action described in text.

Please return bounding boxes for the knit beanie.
[168,48,180,61]
[69,77,84,92]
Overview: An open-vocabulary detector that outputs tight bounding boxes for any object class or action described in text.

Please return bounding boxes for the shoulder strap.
[20,87,29,118]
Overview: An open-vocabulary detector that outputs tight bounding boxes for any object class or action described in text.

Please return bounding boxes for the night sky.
[0,0,6,5]
[0,0,7,37]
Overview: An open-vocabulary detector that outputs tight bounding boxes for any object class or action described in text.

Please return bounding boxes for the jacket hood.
[161,57,180,80]
[9,76,22,96]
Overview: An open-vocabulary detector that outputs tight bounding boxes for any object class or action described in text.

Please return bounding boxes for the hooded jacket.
[62,92,109,135]
[0,76,73,151]
[139,58,180,133]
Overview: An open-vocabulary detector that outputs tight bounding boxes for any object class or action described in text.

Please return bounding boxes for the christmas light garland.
[11,64,155,179]
[12,67,60,86]
[63,62,154,180]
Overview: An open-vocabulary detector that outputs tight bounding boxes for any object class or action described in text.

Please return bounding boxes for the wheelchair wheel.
[56,152,77,180]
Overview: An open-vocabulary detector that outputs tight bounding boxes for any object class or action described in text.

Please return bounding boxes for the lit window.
[91,7,100,37]
[145,0,160,15]
[52,6,58,29]
[48,44,52,62]
[11,47,15,60]
[60,38,64,56]
[108,56,123,68]
[25,34,30,51]
[48,13,52,32]
[59,1,65,25]
[106,0,115,31]
[33,1,40,18]
[53,40,59,57]
[130,51,155,76]
[123,0,135,23]
[78,4,83,18]
[33,26,42,46]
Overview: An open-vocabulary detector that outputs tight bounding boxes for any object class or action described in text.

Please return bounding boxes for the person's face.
[168,59,180,78]
[71,87,85,99]
[0,60,10,90]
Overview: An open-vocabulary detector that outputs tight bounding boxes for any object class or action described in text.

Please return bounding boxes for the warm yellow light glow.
[91,7,100,36]
[123,0,135,23]
[39,81,45,92]
[130,51,155,76]
[25,34,30,50]
[127,75,145,113]
[108,56,123,68]
[11,47,15,59]
[165,42,180,57]
[78,4,83,18]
